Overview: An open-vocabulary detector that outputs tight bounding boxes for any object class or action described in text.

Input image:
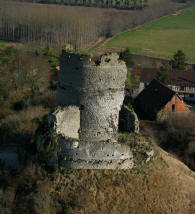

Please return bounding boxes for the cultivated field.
[106,5,195,62]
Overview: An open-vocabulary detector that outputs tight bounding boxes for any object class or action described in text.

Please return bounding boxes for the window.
[172,104,176,112]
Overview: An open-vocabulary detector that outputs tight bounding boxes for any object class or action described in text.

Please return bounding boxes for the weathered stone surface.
[49,106,80,139]
[79,90,124,142]
[58,51,127,143]
[58,138,134,169]
[53,51,134,169]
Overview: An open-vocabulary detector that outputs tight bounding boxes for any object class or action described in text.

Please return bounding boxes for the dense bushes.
[159,113,195,170]
[140,113,195,170]
[0,107,48,145]
[0,46,57,146]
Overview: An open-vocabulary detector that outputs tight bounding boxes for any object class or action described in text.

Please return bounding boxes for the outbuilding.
[133,79,189,120]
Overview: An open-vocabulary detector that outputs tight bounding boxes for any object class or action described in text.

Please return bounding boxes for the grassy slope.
[1,146,195,214]
[106,6,195,62]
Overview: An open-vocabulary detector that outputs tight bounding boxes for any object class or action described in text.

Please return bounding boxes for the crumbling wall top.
[58,51,127,94]
[60,51,125,68]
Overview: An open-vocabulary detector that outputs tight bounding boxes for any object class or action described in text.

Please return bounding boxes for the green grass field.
[106,6,195,62]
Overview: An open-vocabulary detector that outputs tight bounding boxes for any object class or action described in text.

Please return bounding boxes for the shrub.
[170,50,187,70]
[160,113,194,150]
[12,100,26,111]
[0,102,12,120]
[41,45,59,69]
[119,48,134,68]
[159,112,195,170]
[31,91,57,109]
[0,106,49,145]
[0,81,9,100]
[156,63,170,85]
[0,123,12,145]
[49,80,58,91]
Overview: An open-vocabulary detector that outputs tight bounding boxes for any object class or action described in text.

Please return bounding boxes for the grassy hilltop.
[106,5,195,62]
[0,145,195,214]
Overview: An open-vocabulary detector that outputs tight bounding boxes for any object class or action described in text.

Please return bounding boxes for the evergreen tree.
[171,50,187,70]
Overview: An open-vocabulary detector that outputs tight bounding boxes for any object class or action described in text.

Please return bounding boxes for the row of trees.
[0,0,104,50]
[0,0,178,50]
[18,0,149,9]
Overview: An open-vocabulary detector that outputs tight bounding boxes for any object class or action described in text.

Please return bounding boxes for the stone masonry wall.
[54,51,134,169]
[58,51,127,142]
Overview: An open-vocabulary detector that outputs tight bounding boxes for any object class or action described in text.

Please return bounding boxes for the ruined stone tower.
[51,50,134,169]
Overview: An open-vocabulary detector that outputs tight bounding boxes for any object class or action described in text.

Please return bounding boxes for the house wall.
[164,95,189,112]
[157,95,189,121]
[169,84,195,94]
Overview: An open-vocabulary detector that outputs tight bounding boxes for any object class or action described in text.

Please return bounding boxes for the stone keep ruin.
[50,51,134,169]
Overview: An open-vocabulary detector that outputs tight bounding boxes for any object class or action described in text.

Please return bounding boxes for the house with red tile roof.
[133,67,195,103]
[133,79,189,120]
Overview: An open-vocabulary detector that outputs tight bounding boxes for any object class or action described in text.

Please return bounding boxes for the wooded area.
[17,0,149,10]
[0,0,184,50]
[0,0,105,50]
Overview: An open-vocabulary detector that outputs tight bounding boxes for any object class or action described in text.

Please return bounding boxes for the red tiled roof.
[170,71,195,85]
